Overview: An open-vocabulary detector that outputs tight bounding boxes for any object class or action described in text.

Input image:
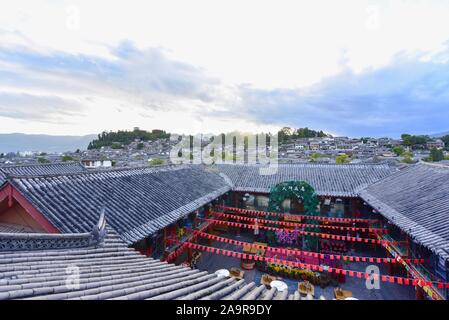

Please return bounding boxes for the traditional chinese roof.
[360,162,449,260]
[0,224,36,234]
[216,163,398,197]
[6,165,231,244]
[0,224,291,300]
[0,162,86,186]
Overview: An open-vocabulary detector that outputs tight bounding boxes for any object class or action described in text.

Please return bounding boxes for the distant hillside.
[0,133,97,153]
[88,129,170,149]
[278,127,331,143]
[430,131,449,138]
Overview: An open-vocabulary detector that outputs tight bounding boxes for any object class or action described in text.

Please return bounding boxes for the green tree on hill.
[392,146,405,156]
[278,127,331,143]
[88,129,170,150]
[309,153,321,162]
[37,157,50,164]
[62,155,75,162]
[336,154,350,164]
[425,148,444,162]
[149,158,165,166]
[441,135,449,150]
[401,134,430,147]
[401,151,415,164]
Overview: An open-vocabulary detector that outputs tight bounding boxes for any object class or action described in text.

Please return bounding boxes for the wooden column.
[163,227,167,256]
[415,286,425,300]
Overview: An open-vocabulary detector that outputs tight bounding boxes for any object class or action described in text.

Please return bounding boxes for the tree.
[37,157,50,164]
[428,148,444,162]
[137,143,144,150]
[441,135,449,150]
[309,153,321,162]
[401,133,429,147]
[361,137,371,144]
[111,142,122,149]
[149,158,165,166]
[336,154,350,164]
[401,151,415,164]
[88,129,170,149]
[392,146,405,156]
[278,127,293,143]
[62,155,75,162]
[277,127,330,143]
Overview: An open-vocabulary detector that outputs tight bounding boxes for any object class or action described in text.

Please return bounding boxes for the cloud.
[234,49,449,137]
[0,38,247,134]
[1,29,449,137]
[0,38,232,107]
[0,91,85,123]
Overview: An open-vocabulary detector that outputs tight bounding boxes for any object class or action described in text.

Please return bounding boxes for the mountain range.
[0,133,97,153]
[430,131,449,138]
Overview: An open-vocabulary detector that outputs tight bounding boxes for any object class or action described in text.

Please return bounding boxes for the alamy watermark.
[365,265,381,290]
[65,265,80,290]
[169,132,279,175]
[65,5,81,31]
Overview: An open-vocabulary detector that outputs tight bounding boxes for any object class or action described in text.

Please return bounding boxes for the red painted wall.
[0,183,59,234]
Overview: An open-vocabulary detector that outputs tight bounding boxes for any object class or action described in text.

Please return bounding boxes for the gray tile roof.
[7,165,231,244]
[360,162,449,260]
[216,163,398,197]
[0,162,86,186]
[0,227,290,300]
[0,224,36,234]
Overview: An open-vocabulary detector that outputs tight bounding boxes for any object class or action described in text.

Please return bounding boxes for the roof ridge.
[6,163,198,180]
[418,160,449,169]
[215,162,393,168]
[0,161,83,171]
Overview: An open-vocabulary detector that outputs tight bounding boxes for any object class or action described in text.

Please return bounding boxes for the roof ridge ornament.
[90,208,107,246]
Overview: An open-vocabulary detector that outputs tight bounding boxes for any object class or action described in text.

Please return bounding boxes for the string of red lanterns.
[212,212,387,233]
[203,218,398,245]
[192,230,424,265]
[217,205,379,224]
[182,241,449,289]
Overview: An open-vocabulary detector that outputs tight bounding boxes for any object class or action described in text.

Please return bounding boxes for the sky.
[1,0,449,138]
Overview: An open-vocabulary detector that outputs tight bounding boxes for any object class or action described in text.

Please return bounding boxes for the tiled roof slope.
[0,228,291,300]
[360,162,449,260]
[216,163,398,197]
[0,162,86,186]
[7,165,231,244]
[0,223,36,234]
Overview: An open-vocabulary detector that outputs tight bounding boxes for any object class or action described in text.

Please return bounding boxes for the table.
[270,280,288,292]
[215,269,230,277]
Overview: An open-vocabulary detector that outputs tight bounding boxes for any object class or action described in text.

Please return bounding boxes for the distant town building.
[81,158,113,169]
[426,139,445,150]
